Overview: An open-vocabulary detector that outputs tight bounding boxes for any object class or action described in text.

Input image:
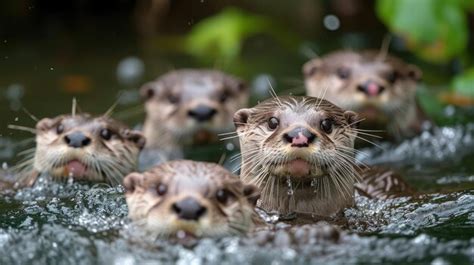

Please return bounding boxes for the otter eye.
[56,124,64,134]
[216,189,233,204]
[167,94,180,104]
[386,70,398,84]
[336,67,351,80]
[267,117,279,130]
[219,91,229,103]
[157,183,167,196]
[100,128,112,140]
[320,119,333,134]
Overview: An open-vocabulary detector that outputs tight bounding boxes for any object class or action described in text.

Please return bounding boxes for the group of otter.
[2,50,426,239]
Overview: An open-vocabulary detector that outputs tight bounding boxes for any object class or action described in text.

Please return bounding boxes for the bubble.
[225,142,235,151]
[116,56,145,86]
[323,15,340,31]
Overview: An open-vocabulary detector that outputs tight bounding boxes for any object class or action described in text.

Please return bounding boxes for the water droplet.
[310,178,318,193]
[286,176,294,196]
[177,230,186,239]
[225,142,235,151]
[323,14,340,31]
[2,162,8,170]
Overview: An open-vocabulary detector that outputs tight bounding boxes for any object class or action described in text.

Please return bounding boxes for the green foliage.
[376,0,469,63]
[452,68,474,97]
[185,8,271,61]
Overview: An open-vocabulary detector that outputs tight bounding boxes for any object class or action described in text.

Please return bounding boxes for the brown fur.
[234,96,359,217]
[124,160,261,238]
[140,69,249,153]
[303,50,426,141]
[14,113,145,187]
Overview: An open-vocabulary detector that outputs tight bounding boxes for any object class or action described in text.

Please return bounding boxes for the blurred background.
[0,0,473,143]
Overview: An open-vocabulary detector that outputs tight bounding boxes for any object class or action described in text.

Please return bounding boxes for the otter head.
[234,96,359,216]
[141,69,248,149]
[123,160,260,238]
[33,114,145,184]
[303,51,422,136]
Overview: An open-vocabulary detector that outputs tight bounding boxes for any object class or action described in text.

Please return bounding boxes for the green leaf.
[376,0,468,63]
[184,8,271,61]
[452,68,474,97]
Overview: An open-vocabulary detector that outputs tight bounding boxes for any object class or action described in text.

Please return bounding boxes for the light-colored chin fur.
[241,164,355,217]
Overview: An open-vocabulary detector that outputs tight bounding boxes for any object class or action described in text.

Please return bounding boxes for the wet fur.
[141,69,248,153]
[13,113,145,187]
[303,50,427,140]
[124,160,261,238]
[234,96,360,216]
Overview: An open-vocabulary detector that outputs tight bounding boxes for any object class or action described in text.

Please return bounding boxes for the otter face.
[141,69,248,147]
[235,97,359,181]
[234,97,359,216]
[303,51,421,123]
[124,160,259,238]
[34,114,145,184]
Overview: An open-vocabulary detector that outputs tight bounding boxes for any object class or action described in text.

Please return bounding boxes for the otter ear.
[344,111,360,129]
[243,184,260,206]
[233,108,252,129]
[123,129,146,150]
[36,118,54,131]
[227,77,248,93]
[407,64,422,82]
[303,59,322,77]
[123,172,144,193]
[139,82,158,101]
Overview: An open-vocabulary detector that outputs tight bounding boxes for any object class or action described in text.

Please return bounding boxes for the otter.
[234,96,360,217]
[303,50,427,141]
[11,113,145,187]
[123,160,261,238]
[234,96,412,218]
[140,69,248,160]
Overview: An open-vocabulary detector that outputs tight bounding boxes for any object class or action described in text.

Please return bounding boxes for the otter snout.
[64,131,91,148]
[357,80,385,96]
[188,104,217,122]
[283,127,316,147]
[171,197,207,221]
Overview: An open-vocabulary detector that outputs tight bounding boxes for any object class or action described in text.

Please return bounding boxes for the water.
[1,27,474,265]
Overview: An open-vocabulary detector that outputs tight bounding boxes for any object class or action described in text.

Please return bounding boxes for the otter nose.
[64,131,91,148]
[357,80,385,96]
[283,127,316,147]
[172,197,207,221]
[188,105,217,122]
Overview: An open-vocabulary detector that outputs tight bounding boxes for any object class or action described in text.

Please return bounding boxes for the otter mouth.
[192,129,218,144]
[63,159,88,177]
[272,158,318,178]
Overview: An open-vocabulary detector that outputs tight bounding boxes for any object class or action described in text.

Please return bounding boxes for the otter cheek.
[287,159,311,177]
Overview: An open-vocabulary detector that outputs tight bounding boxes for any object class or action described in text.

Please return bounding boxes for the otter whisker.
[8,125,37,134]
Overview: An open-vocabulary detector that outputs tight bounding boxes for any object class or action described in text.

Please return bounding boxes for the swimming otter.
[124,160,261,238]
[140,69,248,158]
[234,96,360,217]
[234,96,412,218]
[303,50,427,140]
[12,113,145,187]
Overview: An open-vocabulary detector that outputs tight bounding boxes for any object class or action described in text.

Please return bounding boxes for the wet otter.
[140,69,248,159]
[234,96,412,218]
[12,113,145,187]
[124,160,261,238]
[303,50,427,140]
[234,96,360,217]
